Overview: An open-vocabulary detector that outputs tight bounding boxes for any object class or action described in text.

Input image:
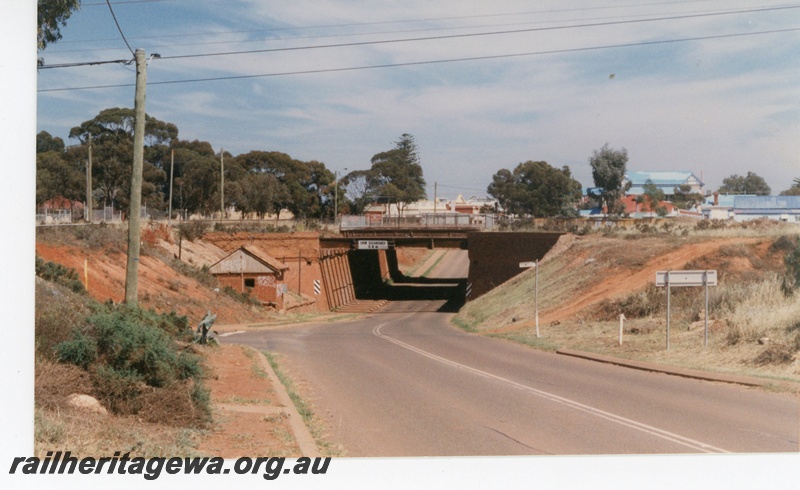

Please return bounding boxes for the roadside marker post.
[655,270,717,350]
[619,313,626,346]
[520,260,540,338]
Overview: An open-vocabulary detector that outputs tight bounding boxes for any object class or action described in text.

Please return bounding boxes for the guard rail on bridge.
[340,213,495,230]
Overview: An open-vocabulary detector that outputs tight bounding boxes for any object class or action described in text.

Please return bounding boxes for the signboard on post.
[656,270,717,350]
[656,270,717,287]
[519,261,537,268]
[356,240,389,250]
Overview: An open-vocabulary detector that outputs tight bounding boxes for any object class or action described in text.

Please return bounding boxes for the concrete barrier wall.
[466,232,563,300]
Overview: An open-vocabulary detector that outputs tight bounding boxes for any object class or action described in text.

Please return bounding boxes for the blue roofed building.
[625,171,705,198]
[731,196,800,223]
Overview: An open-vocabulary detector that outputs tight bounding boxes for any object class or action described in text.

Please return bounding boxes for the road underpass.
[319,230,563,312]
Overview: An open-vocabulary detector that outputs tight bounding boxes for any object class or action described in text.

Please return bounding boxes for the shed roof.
[208,245,289,275]
[734,196,800,210]
[625,171,703,186]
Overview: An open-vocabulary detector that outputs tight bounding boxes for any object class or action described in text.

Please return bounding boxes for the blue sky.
[33,0,800,198]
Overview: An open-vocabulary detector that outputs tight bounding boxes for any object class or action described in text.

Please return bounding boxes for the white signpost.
[520,260,540,338]
[655,270,717,349]
[656,270,717,287]
[356,240,389,250]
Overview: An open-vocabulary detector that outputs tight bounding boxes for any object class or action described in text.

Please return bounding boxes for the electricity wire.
[38,4,800,69]
[105,0,135,57]
[37,27,800,92]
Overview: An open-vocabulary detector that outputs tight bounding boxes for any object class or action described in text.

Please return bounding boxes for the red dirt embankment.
[493,236,764,334]
[35,241,269,326]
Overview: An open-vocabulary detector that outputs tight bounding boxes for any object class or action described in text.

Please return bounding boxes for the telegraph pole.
[86,133,92,223]
[168,149,174,227]
[220,147,225,223]
[334,170,338,224]
[124,48,147,305]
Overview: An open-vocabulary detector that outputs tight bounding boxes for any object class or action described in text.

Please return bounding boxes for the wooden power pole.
[220,147,225,223]
[86,134,92,223]
[124,48,147,305]
[168,149,174,227]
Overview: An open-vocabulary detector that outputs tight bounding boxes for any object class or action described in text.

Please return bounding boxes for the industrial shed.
[732,196,800,223]
[209,245,289,309]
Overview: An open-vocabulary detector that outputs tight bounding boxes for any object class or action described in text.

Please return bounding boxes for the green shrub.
[782,244,800,294]
[71,224,127,251]
[190,380,211,412]
[55,331,97,369]
[770,235,798,253]
[177,221,208,242]
[90,311,191,387]
[35,256,85,293]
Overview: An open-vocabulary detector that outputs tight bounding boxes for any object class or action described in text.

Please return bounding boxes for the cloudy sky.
[35,0,800,198]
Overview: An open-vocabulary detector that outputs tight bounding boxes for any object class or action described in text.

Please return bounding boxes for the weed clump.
[781,243,800,295]
[35,256,85,293]
[176,221,208,242]
[596,284,663,320]
[53,305,210,427]
[752,340,798,366]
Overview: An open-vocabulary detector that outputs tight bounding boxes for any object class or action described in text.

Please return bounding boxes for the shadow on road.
[357,278,467,313]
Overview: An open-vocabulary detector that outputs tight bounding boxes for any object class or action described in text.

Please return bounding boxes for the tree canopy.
[717,172,771,196]
[589,144,630,215]
[671,184,706,210]
[368,134,426,215]
[779,177,800,196]
[38,0,81,51]
[487,161,582,217]
[639,179,667,217]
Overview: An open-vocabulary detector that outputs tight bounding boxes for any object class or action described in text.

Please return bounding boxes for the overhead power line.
[50,0,734,45]
[105,0,135,56]
[158,5,800,61]
[84,0,169,5]
[39,4,800,69]
[37,27,800,93]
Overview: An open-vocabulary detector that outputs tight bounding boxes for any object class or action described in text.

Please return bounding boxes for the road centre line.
[372,319,730,454]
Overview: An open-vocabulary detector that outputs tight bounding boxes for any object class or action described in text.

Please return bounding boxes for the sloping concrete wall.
[466,232,563,300]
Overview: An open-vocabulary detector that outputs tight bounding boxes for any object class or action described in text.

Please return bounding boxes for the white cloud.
[36,0,800,195]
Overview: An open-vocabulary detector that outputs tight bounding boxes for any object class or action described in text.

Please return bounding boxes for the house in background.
[701,193,739,220]
[625,171,705,198]
[448,195,498,214]
[621,195,678,218]
[209,245,289,309]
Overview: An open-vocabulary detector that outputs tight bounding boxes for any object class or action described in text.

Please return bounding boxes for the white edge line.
[373,321,730,454]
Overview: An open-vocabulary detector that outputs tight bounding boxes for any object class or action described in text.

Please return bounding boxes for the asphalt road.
[221,251,799,456]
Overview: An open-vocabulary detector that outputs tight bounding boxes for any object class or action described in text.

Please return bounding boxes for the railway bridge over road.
[320,226,563,311]
[203,223,563,312]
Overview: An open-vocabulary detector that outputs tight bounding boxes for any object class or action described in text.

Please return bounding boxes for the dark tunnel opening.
[347,249,467,313]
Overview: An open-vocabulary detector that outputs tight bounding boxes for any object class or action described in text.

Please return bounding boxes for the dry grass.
[34,407,206,458]
[34,360,205,458]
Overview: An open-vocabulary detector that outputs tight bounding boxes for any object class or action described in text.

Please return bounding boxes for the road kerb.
[240,345,321,458]
[556,348,799,392]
